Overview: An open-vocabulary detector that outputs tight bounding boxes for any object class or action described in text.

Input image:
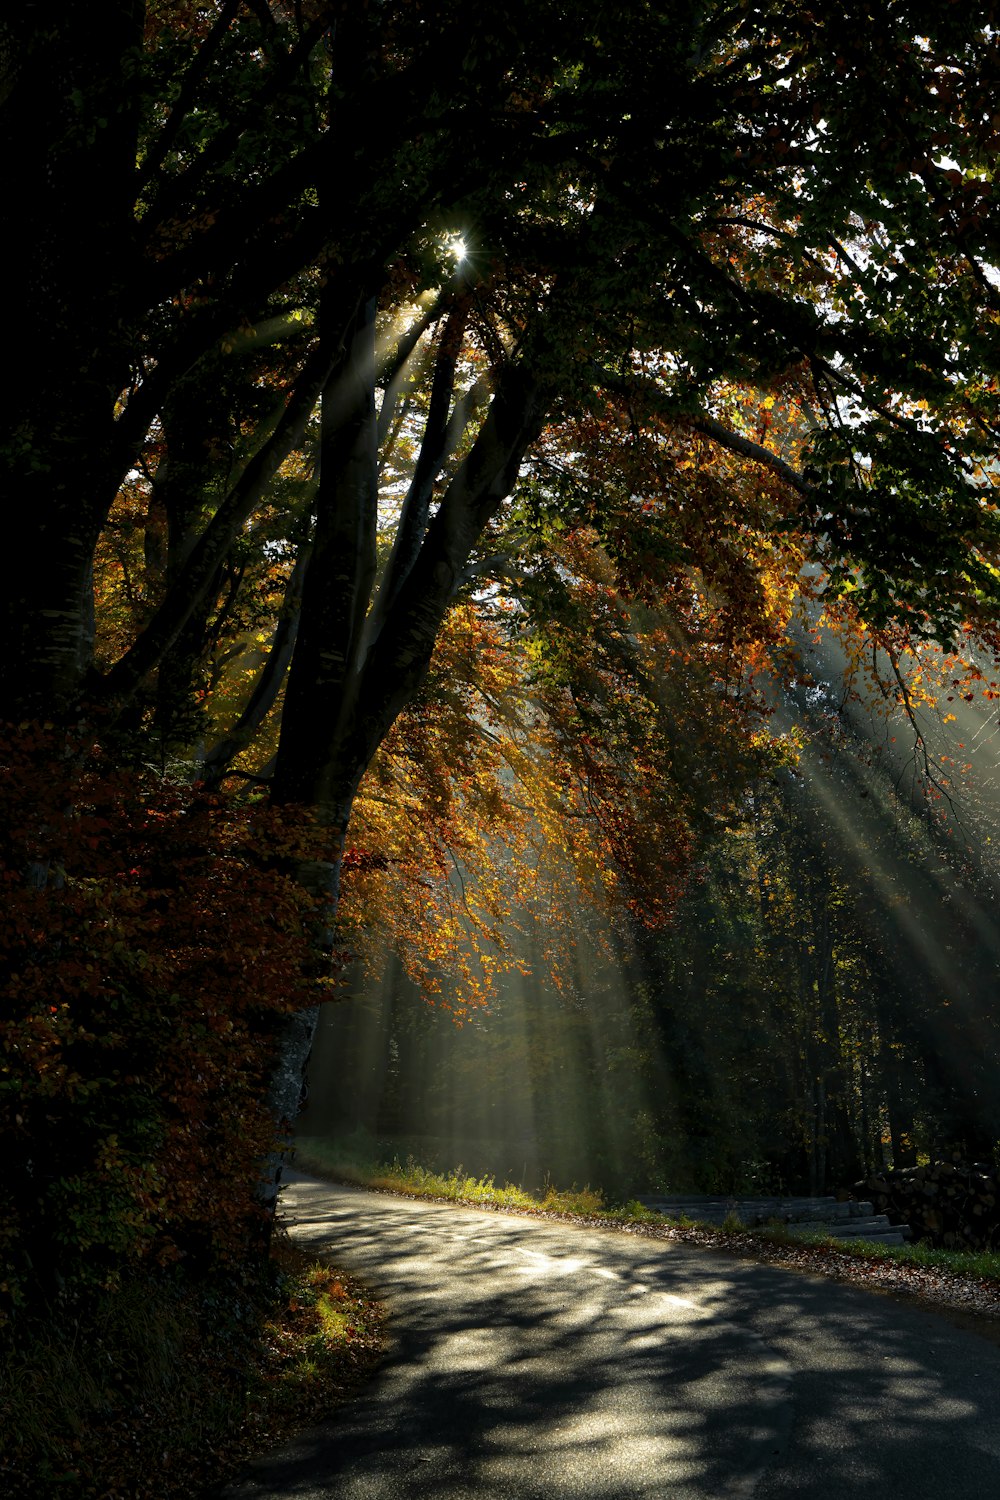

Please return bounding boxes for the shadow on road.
[222,1179,1000,1499]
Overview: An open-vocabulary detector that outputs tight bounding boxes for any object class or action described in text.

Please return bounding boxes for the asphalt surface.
[222,1173,1000,1498]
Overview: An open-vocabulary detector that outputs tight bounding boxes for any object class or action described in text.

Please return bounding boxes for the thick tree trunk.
[259,846,345,1216]
[272,291,380,814]
[1,5,144,719]
[264,268,549,1202]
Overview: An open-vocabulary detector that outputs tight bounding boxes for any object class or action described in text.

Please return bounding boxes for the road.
[222,1173,1000,1498]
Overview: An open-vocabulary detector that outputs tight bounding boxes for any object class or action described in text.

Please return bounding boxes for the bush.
[0,725,324,1319]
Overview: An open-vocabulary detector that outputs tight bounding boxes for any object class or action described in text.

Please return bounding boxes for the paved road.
[223,1173,1000,1498]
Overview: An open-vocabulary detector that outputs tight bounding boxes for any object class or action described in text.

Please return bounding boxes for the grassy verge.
[759,1224,1000,1282]
[293,1135,1000,1291]
[0,1237,385,1499]
[293,1135,618,1216]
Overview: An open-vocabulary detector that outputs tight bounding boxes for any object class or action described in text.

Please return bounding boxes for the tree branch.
[690,414,812,494]
[369,297,472,638]
[272,291,380,812]
[590,362,812,493]
[98,337,333,709]
[138,0,243,190]
[202,543,310,785]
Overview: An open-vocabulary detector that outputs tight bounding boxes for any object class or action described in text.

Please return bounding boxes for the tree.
[4,1,1000,1288]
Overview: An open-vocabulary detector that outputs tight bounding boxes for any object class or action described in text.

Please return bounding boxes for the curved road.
[223,1173,1000,1498]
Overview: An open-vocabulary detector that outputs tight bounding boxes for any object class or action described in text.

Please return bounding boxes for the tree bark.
[1,3,145,718]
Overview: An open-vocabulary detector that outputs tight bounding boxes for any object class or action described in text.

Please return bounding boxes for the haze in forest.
[301,604,1000,1196]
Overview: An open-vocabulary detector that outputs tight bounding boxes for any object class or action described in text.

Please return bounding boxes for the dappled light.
[224,1178,1000,1498]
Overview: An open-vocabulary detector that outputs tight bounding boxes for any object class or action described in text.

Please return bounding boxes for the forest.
[303,672,1000,1201]
[3,0,1000,1481]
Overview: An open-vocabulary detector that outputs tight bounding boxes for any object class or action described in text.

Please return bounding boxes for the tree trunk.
[2,4,144,719]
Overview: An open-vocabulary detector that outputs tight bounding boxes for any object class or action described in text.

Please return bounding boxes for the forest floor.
[589,1213,1000,1343]
[0,1238,385,1500]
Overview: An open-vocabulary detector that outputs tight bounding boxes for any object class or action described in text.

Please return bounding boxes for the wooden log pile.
[855,1162,1000,1251]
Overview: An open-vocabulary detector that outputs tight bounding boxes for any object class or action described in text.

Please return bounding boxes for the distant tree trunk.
[883,1048,918,1170]
[814,1075,827,1195]
[859,1064,875,1176]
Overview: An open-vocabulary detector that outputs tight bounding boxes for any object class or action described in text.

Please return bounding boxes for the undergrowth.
[0,1238,384,1499]
[794,1233,1000,1281]
[294,1137,611,1217]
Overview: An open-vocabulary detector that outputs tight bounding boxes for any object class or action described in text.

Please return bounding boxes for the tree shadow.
[220,1178,1000,1498]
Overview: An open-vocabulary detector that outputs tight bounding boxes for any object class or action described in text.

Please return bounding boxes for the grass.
[293,1135,1000,1289]
[781,1231,1000,1280]
[295,1136,611,1217]
[294,1137,745,1227]
[748,1215,1000,1280]
[0,1238,385,1499]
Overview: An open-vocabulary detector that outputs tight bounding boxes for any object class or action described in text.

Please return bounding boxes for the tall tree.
[4,0,1000,1229]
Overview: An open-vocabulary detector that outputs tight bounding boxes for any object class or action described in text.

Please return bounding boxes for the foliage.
[0,725,327,1316]
[9,0,1000,795]
[309,721,1000,1202]
[622,763,1000,1189]
[335,533,791,1012]
[0,1242,384,1499]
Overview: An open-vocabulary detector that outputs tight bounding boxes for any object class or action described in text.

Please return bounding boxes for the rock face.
[856,1162,1000,1250]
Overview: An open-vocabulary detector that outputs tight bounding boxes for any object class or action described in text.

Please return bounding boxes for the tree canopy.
[6,1,1000,735]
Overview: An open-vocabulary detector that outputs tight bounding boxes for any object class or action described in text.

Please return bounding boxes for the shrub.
[0,725,324,1319]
